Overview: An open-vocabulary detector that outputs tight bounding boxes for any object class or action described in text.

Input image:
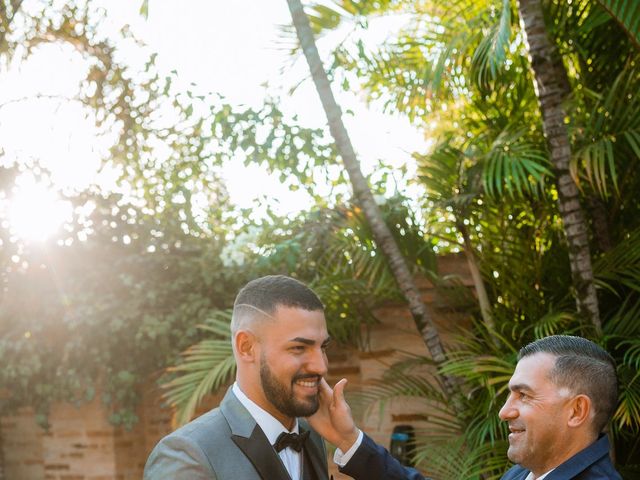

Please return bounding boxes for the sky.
[0,0,425,238]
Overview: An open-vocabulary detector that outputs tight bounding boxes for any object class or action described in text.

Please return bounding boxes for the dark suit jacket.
[143,387,330,480]
[501,434,621,480]
[340,433,621,480]
[340,433,428,480]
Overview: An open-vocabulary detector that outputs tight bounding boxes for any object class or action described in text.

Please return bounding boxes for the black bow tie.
[274,430,310,452]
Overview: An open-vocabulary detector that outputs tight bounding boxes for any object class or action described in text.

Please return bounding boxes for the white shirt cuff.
[332,430,363,467]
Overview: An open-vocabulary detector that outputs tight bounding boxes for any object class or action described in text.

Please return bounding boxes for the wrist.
[337,428,360,453]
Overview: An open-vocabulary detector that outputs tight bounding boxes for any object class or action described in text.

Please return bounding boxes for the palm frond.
[471,0,512,86]
[596,0,640,50]
[161,312,235,425]
[416,142,473,205]
[483,129,551,198]
[349,358,456,430]
[572,66,640,197]
[355,368,450,410]
[603,298,640,338]
[595,226,640,295]
[412,437,509,480]
[440,354,513,392]
[620,337,640,371]
[613,367,640,431]
[524,310,577,339]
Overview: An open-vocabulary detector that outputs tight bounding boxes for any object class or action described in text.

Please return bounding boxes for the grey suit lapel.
[221,388,291,480]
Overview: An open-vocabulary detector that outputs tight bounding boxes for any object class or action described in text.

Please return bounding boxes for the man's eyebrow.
[509,383,533,393]
[288,337,332,346]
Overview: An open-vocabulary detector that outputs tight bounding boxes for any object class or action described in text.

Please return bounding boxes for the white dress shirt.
[333,429,363,466]
[233,383,303,480]
[525,469,554,480]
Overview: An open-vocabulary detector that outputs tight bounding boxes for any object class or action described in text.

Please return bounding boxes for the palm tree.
[285,0,459,401]
[515,0,601,334]
[303,0,640,337]
[304,0,608,333]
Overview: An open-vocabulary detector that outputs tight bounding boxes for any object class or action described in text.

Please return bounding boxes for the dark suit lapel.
[232,424,291,480]
[300,425,328,480]
[302,450,315,480]
[221,388,291,480]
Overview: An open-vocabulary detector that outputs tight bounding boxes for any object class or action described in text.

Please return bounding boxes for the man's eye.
[290,346,306,352]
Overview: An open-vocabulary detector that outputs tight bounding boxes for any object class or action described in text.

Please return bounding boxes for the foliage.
[596,0,640,49]
[0,0,345,427]
[0,184,248,427]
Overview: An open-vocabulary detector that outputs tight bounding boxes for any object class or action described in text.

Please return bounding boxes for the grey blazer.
[143,387,330,480]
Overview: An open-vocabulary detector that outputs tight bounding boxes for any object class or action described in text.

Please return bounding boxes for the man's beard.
[260,354,320,418]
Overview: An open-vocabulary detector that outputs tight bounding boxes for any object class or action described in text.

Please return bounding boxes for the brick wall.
[0,254,473,479]
[0,408,44,479]
[0,387,175,480]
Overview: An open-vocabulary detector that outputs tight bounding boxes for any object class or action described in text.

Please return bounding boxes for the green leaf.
[596,0,640,49]
[471,0,512,86]
[139,0,149,19]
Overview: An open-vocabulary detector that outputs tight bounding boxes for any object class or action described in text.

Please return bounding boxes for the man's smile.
[508,425,525,441]
[293,376,321,391]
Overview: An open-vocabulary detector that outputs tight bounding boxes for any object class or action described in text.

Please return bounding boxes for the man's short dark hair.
[518,335,618,433]
[231,275,324,334]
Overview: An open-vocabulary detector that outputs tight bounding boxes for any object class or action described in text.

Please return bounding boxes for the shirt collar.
[524,468,554,480]
[232,382,299,445]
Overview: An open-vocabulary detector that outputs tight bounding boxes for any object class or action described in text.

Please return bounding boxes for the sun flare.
[8,176,72,242]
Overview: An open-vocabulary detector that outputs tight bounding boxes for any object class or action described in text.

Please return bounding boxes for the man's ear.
[234,330,258,363]
[567,394,592,428]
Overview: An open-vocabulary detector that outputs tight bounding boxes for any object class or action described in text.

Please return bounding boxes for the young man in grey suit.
[144,275,332,480]
[308,335,622,479]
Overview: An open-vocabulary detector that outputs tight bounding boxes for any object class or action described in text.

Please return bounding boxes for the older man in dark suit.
[144,275,332,480]
[309,335,622,479]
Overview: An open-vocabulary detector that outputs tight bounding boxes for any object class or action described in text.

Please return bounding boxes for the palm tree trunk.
[285,0,458,400]
[516,0,602,333]
[457,221,496,335]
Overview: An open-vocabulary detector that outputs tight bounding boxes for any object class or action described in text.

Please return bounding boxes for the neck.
[530,431,598,477]
[236,378,295,430]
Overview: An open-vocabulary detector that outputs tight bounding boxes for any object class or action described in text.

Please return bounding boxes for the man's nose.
[499,396,516,421]
[307,347,328,376]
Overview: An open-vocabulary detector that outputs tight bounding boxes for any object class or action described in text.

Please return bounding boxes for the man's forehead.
[510,352,557,384]
[268,305,327,331]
